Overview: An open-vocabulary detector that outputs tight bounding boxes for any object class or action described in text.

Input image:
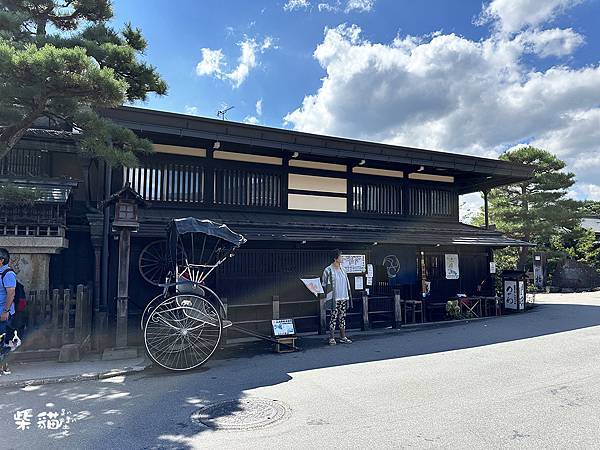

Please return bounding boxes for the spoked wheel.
[144,294,222,371]
[140,294,166,331]
[139,240,170,286]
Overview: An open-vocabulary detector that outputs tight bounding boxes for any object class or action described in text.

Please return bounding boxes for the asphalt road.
[1,292,600,450]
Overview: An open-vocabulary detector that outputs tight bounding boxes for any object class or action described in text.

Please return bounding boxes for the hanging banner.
[300,278,324,297]
[445,254,459,279]
[341,255,366,274]
[518,280,525,310]
[533,265,544,289]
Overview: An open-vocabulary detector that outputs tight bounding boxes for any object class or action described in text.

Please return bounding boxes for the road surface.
[2,292,600,449]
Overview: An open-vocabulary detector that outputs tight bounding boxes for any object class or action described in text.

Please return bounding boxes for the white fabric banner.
[445,254,460,279]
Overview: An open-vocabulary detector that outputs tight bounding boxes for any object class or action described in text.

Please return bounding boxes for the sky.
[111,0,600,221]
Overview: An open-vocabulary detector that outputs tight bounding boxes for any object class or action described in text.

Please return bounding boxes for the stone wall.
[1,236,69,292]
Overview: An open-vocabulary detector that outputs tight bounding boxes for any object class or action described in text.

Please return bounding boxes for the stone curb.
[0,360,153,390]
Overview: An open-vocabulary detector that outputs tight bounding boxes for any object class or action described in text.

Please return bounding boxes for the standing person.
[0,248,16,375]
[322,249,353,345]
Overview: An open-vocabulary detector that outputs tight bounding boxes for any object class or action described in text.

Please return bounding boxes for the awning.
[138,210,533,248]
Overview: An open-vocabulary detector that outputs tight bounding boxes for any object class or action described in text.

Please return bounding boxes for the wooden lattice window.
[408,187,457,217]
[214,168,281,208]
[353,182,402,215]
[124,163,205,203]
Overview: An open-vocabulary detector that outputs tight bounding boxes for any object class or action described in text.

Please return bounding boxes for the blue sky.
[111,0,600,214]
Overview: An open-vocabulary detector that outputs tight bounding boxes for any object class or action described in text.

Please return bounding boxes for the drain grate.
[191,398,291,431]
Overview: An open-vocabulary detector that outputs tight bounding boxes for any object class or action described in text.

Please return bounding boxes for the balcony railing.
[0,148,50,177]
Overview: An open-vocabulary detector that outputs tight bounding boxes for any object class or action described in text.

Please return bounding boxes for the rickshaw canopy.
[167,217,247,256]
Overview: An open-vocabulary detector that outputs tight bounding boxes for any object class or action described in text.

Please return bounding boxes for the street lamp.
[101,182,147,359]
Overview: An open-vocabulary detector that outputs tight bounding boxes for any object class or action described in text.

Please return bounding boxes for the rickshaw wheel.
[140,293,165,331]
[138,240,170,286]
[144,294,222,371]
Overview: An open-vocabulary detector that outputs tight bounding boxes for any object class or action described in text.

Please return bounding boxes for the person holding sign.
[322,249,353,345]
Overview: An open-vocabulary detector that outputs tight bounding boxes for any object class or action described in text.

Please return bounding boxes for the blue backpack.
[0,269,26,314]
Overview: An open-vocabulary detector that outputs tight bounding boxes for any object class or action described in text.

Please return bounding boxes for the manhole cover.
[191,398,291,430]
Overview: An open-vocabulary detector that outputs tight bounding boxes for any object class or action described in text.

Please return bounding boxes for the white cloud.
[345,0,374,13]
[477,0,583,34]
[318,2,339,12]
[578,184,600,200]
[286,0,375,14]
[284,0,310,11]
[195,37,274,88]
[284,18,600,202]
[517,27,584,57]
[184,105,199,115]
[244,115,260,125]
[195,48,224,76]
[460,193,484,223]
[256,98,263,116]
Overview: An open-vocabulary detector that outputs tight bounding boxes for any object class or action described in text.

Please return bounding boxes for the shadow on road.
[2,300,600,448]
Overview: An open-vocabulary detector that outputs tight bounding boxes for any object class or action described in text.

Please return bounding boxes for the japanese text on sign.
[341,255,366,274]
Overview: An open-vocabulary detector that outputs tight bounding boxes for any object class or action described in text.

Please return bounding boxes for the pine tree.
[483,146,580,270]
[0,0,167,166]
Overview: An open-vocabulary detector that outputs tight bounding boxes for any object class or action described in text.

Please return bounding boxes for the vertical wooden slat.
[29,290,37,328]
[362,293,370,331]
[51,289,60,347]
[75,285,84,343]
[62,289,71,345]
[272,295,280,320]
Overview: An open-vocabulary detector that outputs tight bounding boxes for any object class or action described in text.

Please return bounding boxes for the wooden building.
[1,107,534,345]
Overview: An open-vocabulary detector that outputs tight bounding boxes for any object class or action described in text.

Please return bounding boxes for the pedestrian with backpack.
[0,248,18,375]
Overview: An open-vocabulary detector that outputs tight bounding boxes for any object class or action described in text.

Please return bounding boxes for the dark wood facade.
[1,107,534,344]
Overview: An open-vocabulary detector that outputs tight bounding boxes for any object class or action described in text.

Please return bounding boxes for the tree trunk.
[518,183,529,271]
[0,115,40,160]
[0,95,47,159]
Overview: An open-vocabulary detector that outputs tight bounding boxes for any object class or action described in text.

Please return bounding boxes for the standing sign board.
[518,280,525,310]
[272,319,296,337]
[445,254,459,279]
[300,278,324,297]
[504,280,517,310]
[502,270,527,312]
[341,255,366,274]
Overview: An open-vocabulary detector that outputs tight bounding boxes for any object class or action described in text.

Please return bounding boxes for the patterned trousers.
[329,299,347,332]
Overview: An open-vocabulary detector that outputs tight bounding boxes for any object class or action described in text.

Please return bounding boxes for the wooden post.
[115,228,131,348]
[347,164,353,214]
[362,293,370,331]
[394,290,402,328]
[37,290,47,329]
[62,289,71,345]
[84,285,92,340]
[483,189,490,229]
[272,295,280,320]
[282,156,289,210]
[28,290,37,328]
[205,148,214,205]
[75,285,84,344]
[51,289,60,348]
[319,295,327,335]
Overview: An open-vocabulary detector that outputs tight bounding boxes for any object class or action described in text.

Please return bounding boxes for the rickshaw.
[140,217,298,371]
